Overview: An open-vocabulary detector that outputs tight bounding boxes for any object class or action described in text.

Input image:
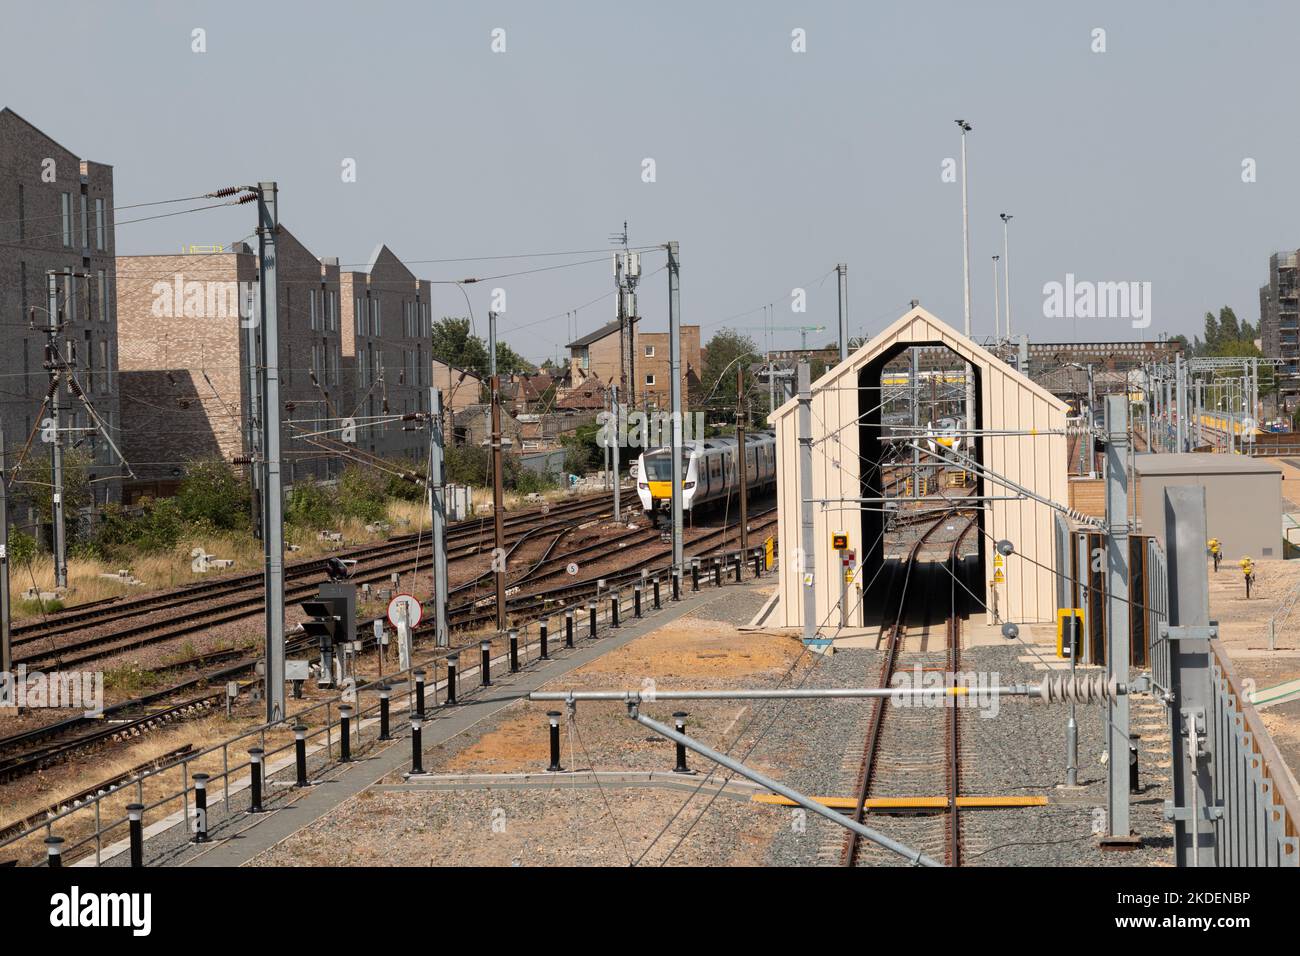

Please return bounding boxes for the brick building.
[116,226,347,491]
[566,317,701,410]
[339,244,431,463]
[0,107,122,512]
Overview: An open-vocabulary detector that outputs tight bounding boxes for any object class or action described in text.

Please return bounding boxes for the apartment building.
[1260,251,1300,409]
[115,226,347,493]
[0,107,122,510]
[339,244,432,463]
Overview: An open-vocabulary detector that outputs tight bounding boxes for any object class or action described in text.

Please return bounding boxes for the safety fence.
[0,547,771,867]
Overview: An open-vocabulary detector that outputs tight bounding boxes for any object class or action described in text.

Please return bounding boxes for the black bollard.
[446,654,459,705]
[565,609,575,648]
[634,585,642,618]
[588,600,598,639]
[672,569,681,601]
[509,628,520,672]
[480,640,493,687]
[339,705,353,763]
[672,712,691,773]
[248,748,264,813]
[294,723,308,788]
[653,577,661,609]
[714,557,722,588]
[44,836,63,868]
[127,804,144,866]
[546,710,564,772]
[191,773,210,843]
[734,553,742,583]
[413,669,426,717]
[1129,734,1141,794]
[753,548,762,578]
[540,621,549,660]
[378,685,392,740]
[610,594,620,628]
[410,713,426,775]
[691,561,700,592]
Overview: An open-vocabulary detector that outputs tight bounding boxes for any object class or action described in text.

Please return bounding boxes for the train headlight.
[683,481,695,490]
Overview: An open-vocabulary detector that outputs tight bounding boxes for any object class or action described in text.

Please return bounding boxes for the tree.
[700,329,761,421]
[431,317,490,376]
[430,316,533,377]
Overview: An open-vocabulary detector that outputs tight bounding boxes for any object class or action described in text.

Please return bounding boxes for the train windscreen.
[642,454,685,480]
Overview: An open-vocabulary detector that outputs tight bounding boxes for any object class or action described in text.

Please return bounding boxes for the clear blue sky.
[4,0,1297,363]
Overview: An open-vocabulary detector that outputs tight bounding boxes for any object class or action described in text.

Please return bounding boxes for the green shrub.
[7,528,38,569]
[285,479,337,529]
[175,459,250,532]
[338,466,388,523]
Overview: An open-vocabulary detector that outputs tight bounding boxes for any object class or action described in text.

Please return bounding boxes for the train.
[925,417,964,456]
[635,432,777,522]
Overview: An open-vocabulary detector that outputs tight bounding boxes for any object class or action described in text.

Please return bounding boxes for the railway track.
[841,510,976,867]
[11,492,617,651]
[12,494,619,671]
[0,507,779,782]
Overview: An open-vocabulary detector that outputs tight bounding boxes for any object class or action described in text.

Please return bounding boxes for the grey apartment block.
[1260,250,1300,408]
[0,107,122,525]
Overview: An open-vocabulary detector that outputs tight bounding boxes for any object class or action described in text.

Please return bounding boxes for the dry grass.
[7,485,582,621]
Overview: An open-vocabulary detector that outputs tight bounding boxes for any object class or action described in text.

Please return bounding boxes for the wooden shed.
[769,306,1069,631]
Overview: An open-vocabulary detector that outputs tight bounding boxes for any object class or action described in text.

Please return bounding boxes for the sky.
[3,0,1298,364]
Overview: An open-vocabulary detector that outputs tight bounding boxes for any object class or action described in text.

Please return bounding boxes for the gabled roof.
[567,316,638,349]
[769,305,1069,421]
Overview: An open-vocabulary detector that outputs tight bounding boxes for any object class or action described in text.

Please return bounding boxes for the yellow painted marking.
[647,481,671,498]
[752,794,1049,809]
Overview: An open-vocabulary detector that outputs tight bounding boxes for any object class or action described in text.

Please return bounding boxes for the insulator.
[1036,673,1121,704]
[208,186,242,198]
[236,192,259,205]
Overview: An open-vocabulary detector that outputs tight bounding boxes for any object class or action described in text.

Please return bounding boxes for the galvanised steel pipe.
[631,707,940,868]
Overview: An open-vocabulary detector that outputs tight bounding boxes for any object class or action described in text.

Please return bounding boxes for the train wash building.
[768,305,1069,632]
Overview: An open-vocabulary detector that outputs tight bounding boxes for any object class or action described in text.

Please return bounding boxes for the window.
[60,193,71,246]
[99,340,108,391]
[371,297,381,337]
[84,331,94,392]
[79,193,88,249]
[64,270,76,322]
[97,270,107,321]
[95,198,105,250]
[17,184,24,240]
[645,374,656,386]
[644,345,655,357]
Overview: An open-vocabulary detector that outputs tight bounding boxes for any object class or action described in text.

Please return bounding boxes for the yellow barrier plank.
[751,794,1048,809]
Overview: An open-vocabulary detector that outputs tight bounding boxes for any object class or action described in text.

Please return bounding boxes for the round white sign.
[566,562,579,576]
[387,593,423,628]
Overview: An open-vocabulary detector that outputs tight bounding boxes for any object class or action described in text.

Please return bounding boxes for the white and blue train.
[635,432,777,523]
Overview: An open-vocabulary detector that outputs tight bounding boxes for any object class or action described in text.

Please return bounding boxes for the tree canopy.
[431,316,534,378]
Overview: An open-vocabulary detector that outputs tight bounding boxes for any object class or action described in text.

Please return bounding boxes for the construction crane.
[737,324,827,350]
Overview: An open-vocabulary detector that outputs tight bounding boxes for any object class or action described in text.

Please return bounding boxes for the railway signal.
[301,583,356,688]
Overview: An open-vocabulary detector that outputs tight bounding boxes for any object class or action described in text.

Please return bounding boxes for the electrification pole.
[1000,213,1013,339]
[0,427,10,682]
[489,310,507,634]
[667,242,684,573]
[736,366,748,553]
[44,272,67,590]
[612,383,621,521]
[256,182,286,724]
[957,120,975,437]
[1103,394,1133,845]
[429,387,449,647]
[836,262,848,363]
[797,360,817,646]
